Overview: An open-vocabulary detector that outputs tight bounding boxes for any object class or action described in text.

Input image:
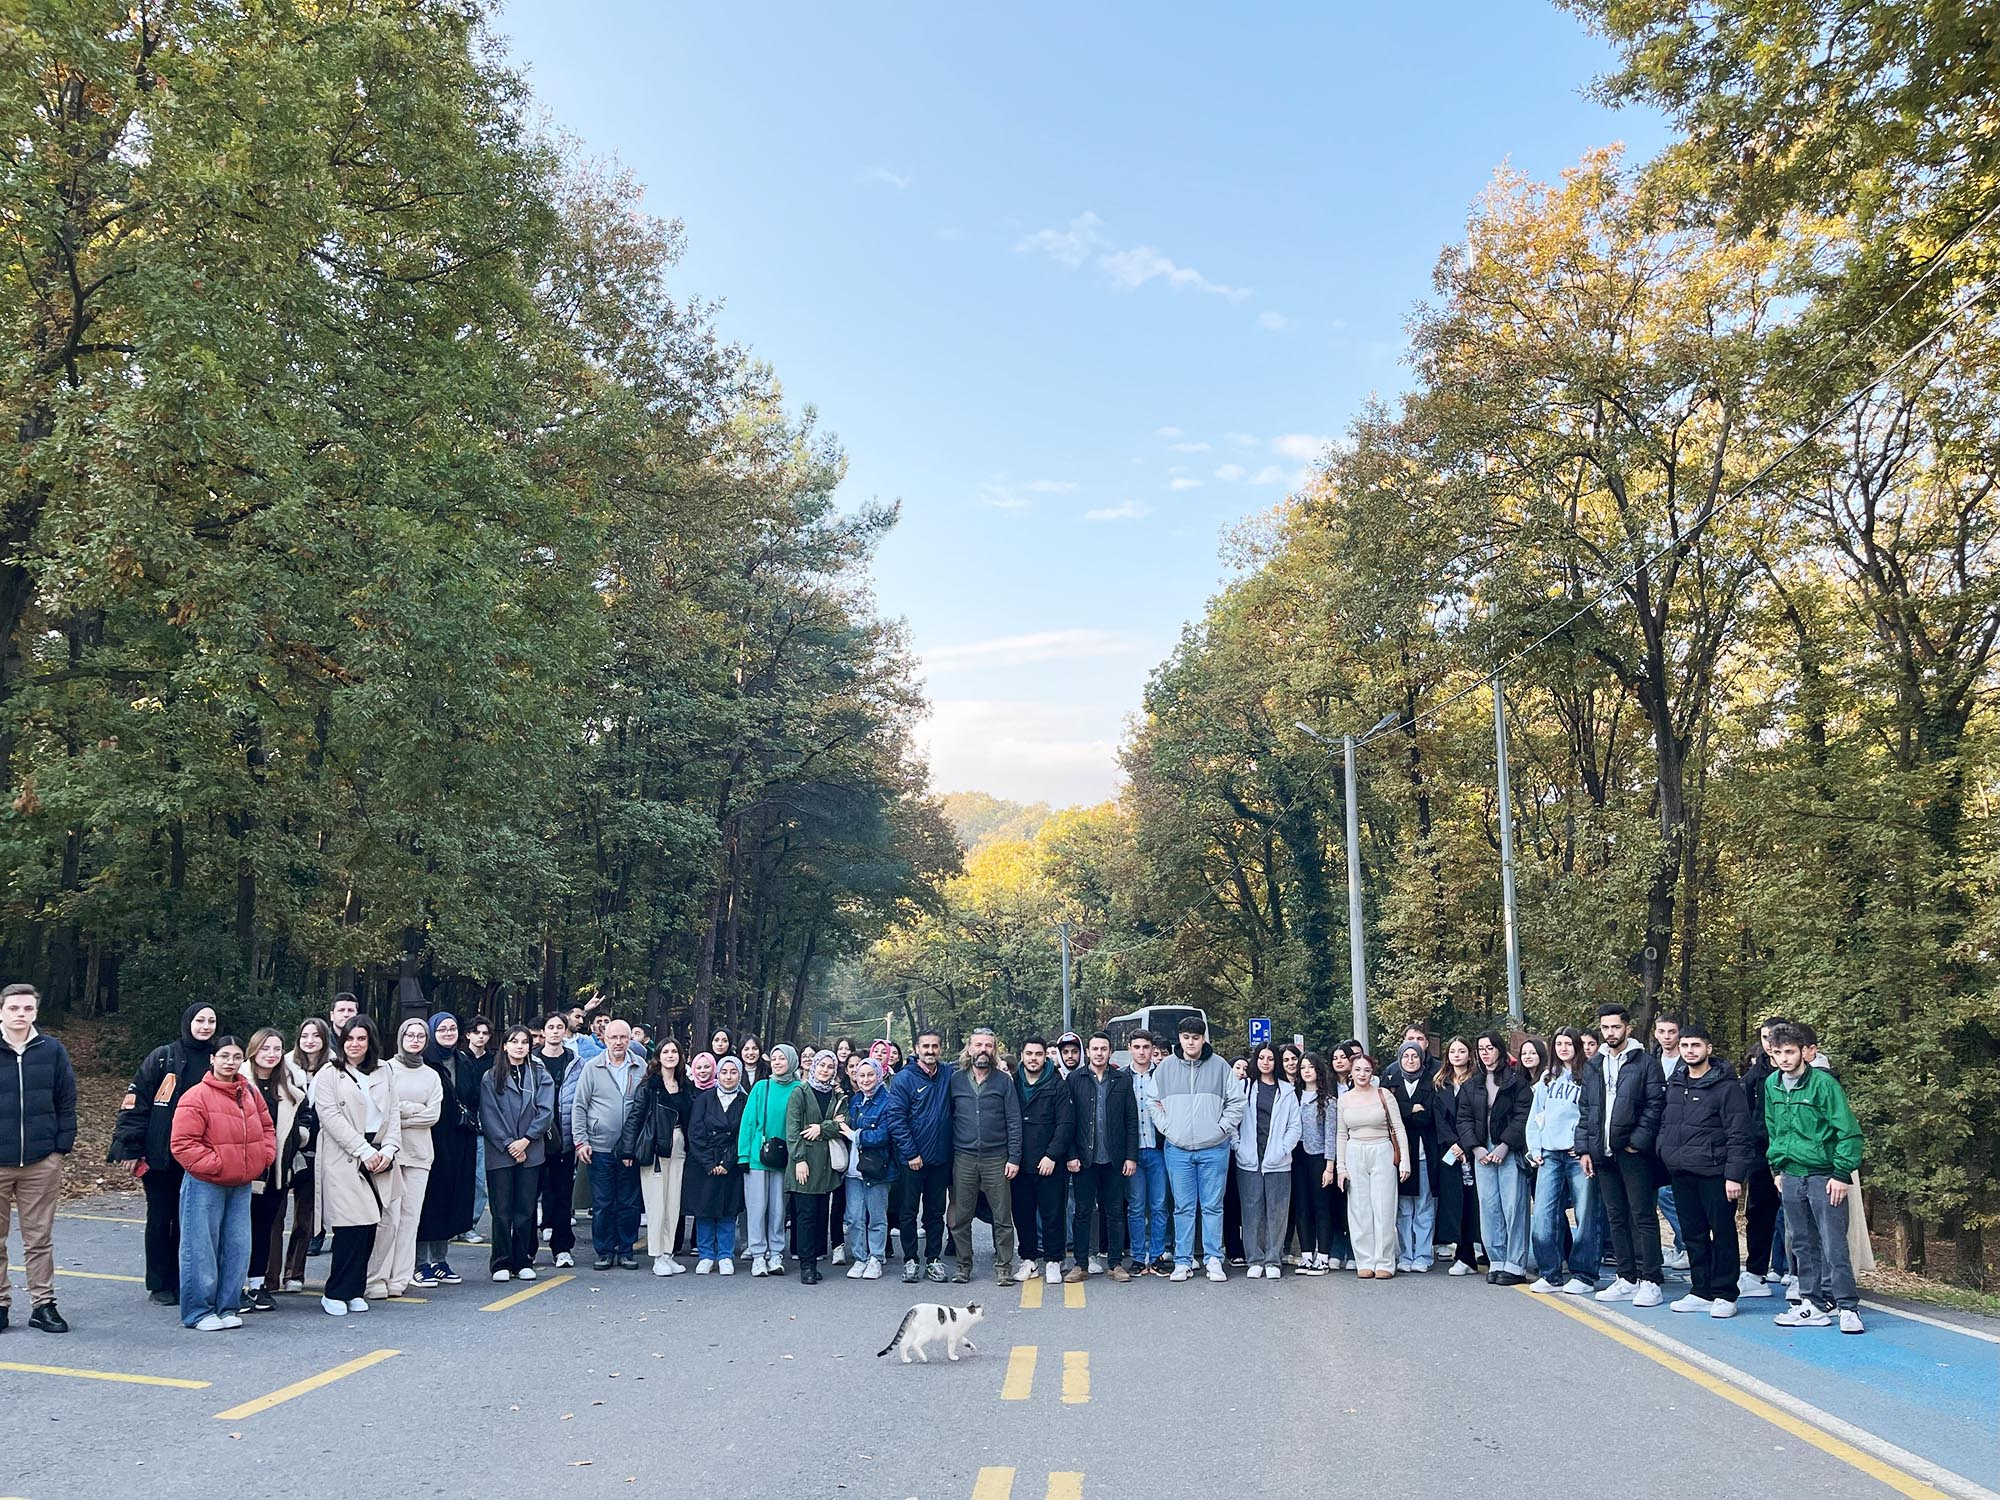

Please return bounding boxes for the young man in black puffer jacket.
[1658,1024,1753,1318]
[0,983,77,1334]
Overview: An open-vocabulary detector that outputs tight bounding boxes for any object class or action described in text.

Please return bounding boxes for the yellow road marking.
[1046,1475,1084,1500]
[1528,1293,1952,1500]
[1062,1349,1090,1405]
[7,1268,144,1283]
[55,1213,143,1225]
[1063,1281,1085,1309]
[1020,1276,1044,1309]
[478,1272,573,1312]
[1001,1344,1038,1401]
[972,1469,1015,1500]
[211,1348,399,1420]
[0,1360,208,1390]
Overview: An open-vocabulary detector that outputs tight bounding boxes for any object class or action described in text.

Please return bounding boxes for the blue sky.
[495,2,1667,807]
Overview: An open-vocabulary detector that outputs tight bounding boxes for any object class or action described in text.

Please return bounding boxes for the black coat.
[617,1077,684,1169]
[1574,1043,1667,1160]
[1454,1069,1530,1156]
[681,1088,746,1220]
[2,1032,78,1168]
[110,1006,216,1170]
[1017,1071,1074,1167]
[1741,1050,1776,1149]
[1063,1066,1141,1166]
[417,1049,482,1243]
[1382,1066,1444,1197]
[1658,1060,1754,1182]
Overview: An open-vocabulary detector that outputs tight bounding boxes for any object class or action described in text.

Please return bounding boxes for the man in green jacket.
[1762,1022,1865,1334]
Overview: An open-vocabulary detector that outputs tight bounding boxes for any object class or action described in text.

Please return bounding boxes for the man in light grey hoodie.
[1147,1015,1243,1282]
[571,1019,646,1271]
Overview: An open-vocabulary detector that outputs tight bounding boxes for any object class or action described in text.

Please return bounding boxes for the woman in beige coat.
[366,1018,443,1299]
[313,1018,403,1316]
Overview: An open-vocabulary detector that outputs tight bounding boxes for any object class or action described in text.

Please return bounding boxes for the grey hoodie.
[1148,1043,1244,1151]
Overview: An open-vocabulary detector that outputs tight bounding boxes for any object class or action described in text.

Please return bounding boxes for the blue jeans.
[1474,1153,1531,1276]
[178,1176,252,1325]
[472,1136,488,1223]
[1657,1180,1683,1250]
[695,1217,737,1260]
[587,1155,642,1258]
[1126,1147,1168,1262]
[844,1178,891,1260]
[1395,1159,1437,1269]
[1531,1151,1596,1280]
[1164,1143,1229,1268]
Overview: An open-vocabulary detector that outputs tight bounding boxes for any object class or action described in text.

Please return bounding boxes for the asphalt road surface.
[4,1196,1995,1500]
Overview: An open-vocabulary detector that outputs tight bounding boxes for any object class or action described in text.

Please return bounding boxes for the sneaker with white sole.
[847,1259,866,1279]
[863,1258,883,1279]
[653,1255,672,1277]
[1045,1260,1061,1284]
[666,1257,687,1275]
[1838,1308,1864,1334]
[1631,1281,1663,1308]
[694,1259,715,1275]
[1737,1270,1774,1298]
[554,1251,574,1268]
[282,1278,306,1292]
[831,1246,849,1267]
[1782,1273,1800,1298]
[903,1258,919,1284]
[1205,1258,1226,1283]
[491,1269,511,1282]
[192,1313,227,1332]
[1527,1277,1557,1294]
[750,1255,768,1276]
[1595,1277,1637,1302]
[1775,1302,1832,1327]
[1710,1299,1739,1318]
[1247,1263,1264,1279]
[217,1313,244,1329]
[1670,1293,1713,1313]
[718,1258,734,1275]
[1561,1277,1596,1296]
[1088,1256,1107,1275]
[1448,1260,1474,1276]
[1662,1248,1690,1271]
[1169,1264,1193,1282]
[517,1267,536,1281]
[321,1296,348,1317]
[347,1297,369,1312]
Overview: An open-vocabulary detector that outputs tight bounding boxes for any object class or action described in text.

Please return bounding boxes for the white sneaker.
[1528,1277,1557,1294]
[665,1257,687,1275]
[1169,1264,1192,1282]
[1088,1256,1107,1275]
[192,1313,227,1332]
[1247,1263,1264,1279]
[1561,1277,1596,1296]
[1448,1261,1474,1277]
[1045,1260,1061,1284]
[1409,1259,1429,1273]
[217,1313,245,1329]
[517,1266,537,1281]
[1595,1277,1637,1302]
[1671,1293,1714,1313]
[694,1259,715,1274]
[282,1279,305,1292]
[750,1255,768,1276]
[1710,1299,1739,1318]
[491,1269,512,1282]
[1783,1273,1800,1298]
[718,1257,734,1275]
[847,1259,866,1279]
[862,1258,883,1280]
[1632,1280,1663,1308]
[1737,1271,1773,1298]
[554,1252,575,1268]
[347,1297,369,1312]
[1663,1248,1690,1271]
[1205,1258,1226,1283]
[1775,1302,1832,1327]
[653,1255,672,1277]
[1264,1264,1282,1279]
[831,1245,849,1266]
[321,1296,348,1317]
[1838,1308,1865,1334]
[766,1256,783,1275]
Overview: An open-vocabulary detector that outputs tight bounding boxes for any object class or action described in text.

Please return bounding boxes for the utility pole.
[1493,668,1524,1028]
[1343,733,1369,1052]
[1058,920,1074,1037]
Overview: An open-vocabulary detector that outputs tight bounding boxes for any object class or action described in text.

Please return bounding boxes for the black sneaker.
[0,1305,8,1332]
[248,1287,277,1313]
[925,1260,947,1284]
[950,1267,971,1284]
[148,1289,177,1306]
[28,1303,69,1333]
[593,1256,613,1270]
[435,1261,463,1285]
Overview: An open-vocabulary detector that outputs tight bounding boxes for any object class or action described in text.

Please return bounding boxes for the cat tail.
[878,1306,917,1357]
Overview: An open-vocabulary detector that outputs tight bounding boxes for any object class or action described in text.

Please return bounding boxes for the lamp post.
[1296,713,1398,1051]
[1492,669,1524,1028]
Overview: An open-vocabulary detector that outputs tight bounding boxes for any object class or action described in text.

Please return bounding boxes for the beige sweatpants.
[367,1163,428,1297]
[640,1132,686,1256]
[1345,1139,1399,1273]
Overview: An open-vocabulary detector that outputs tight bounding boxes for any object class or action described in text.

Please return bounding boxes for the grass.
[1862,1267,2000,1319]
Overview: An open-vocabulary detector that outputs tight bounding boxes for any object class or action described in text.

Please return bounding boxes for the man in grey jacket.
[946,1027,1022,1285]
[1148,1014,1243,1282]
[571,1019,646,1270]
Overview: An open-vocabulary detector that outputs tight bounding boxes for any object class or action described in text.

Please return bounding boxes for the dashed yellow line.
[1046,1476,1083,1500]
[0,1360,209,1390]
[1063,1280,1085,1309]
[1061,1350,1090,1405]
[478,1272,573,1312]
[972,1469,1015,1500]
[1020,1276,1044,1309]
[1001,1344,1038,1400]
[212,1348,399,1420]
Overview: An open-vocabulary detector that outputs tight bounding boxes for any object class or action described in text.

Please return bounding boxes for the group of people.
[0,979,1870,1340]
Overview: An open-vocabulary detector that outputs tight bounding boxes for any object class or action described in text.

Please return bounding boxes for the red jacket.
[170,1071,276,1187]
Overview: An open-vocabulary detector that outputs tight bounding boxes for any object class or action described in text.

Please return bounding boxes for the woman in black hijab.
[110,1004,220,1302]
[413,1013,480,1285]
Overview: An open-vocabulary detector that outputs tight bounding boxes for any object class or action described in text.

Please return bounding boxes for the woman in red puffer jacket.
[170,1036,275,1331]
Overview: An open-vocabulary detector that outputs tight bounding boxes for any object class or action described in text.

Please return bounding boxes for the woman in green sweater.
[737,1044,799,1277]
[785,1051,848,1286]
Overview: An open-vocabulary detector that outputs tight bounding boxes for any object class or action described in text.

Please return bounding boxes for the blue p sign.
[1248,1017,1271,1045]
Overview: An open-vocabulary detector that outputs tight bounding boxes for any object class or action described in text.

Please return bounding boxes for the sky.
[494,2,1668,808]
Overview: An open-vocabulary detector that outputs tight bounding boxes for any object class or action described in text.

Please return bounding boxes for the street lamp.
[1296,713,1398,1050]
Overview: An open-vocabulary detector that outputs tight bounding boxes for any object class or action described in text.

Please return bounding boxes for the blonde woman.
[368,1018,443,1298]
[1328,1051,1409,1277]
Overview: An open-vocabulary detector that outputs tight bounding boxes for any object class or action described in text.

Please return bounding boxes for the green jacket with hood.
[1761,1065,1863,1182]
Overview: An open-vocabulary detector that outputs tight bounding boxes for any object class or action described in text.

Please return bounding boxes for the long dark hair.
[291,1017,334,1076]
[1550,1028,1588,1083]
[652,1038,689,1093]
[1249,1042,1280,1082]
[488,1026,537,1091]
[1279,1042,1303,1090]
[334,1016,383,1075]
[1473,1029,1516,1085]
[1300,1051,1334,1123]
[1516,1035,1549,1085]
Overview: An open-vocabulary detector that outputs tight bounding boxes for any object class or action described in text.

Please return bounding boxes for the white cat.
[877,1301,985,1363]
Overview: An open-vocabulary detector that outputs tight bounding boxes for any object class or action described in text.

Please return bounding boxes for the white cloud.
[863,166,913,190]
[1167,477,1203,491]
[978,480,1032,510]
[1086,500,1149,521]
[1257,310,1294,331]
[1270,433,1330,463]
[1249,465,1288,485]
[1024,478,1079,493]
[917,700,1122,806]
[923,629,1135,674]
[1227,432,1259,448]
[1019,213,1250,301]
[1213,463,1246,482]
[1154,426,1184,439]
[1166,440,1211,454]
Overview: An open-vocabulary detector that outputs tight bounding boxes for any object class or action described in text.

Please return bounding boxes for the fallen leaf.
[569,1460,593,1468]
[591,1400,604,1407]
[227,1433,242,1441]
[560,1413,574,1421]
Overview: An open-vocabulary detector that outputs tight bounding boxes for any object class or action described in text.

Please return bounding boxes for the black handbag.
[760,1137,788,1169]
[857,1146,890,1183]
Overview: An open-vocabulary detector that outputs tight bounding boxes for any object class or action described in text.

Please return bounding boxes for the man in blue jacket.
[886,1028,954,1284]
[1,983,77,1334]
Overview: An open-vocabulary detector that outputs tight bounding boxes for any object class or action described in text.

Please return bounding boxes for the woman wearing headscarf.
[620,1038,690,1275]
[738,1043,801,1277]
[366,1018,443,1298]
[314,1017,402,1315]
[685,1055,747,1272]
[415,1014,478,1286]
[785,1049,848,1286]
[110,1003,220,1303]
[689,1051,717,1090]
[843,1055,895,1279]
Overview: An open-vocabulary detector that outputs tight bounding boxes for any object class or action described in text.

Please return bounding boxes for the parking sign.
[1248,1017,1271,1045]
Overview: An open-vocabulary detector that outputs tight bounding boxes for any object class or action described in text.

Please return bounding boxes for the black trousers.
[1222,1163,1244,1260]
[539,1152,577,1255]
[1072,1162,1128,1265]
[1672,1171,1741,1303]
[1744,1161,1780,1276]
[1294,1153,1335,1254]
[1595,1150,1663,1284]
[488,1161,542,1274]
[1011,1167,1065,1261]
[792,1192,830,1267]
[326,1224,375,1301]
[248,1180,286,1284]
[893,1158,950,1264]
[142,1163,184,1293]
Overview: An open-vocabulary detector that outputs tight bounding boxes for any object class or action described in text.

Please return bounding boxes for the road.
[4,1197,1996,1500]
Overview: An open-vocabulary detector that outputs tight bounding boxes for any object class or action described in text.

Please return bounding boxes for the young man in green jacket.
[1762,1022,1866,1333]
